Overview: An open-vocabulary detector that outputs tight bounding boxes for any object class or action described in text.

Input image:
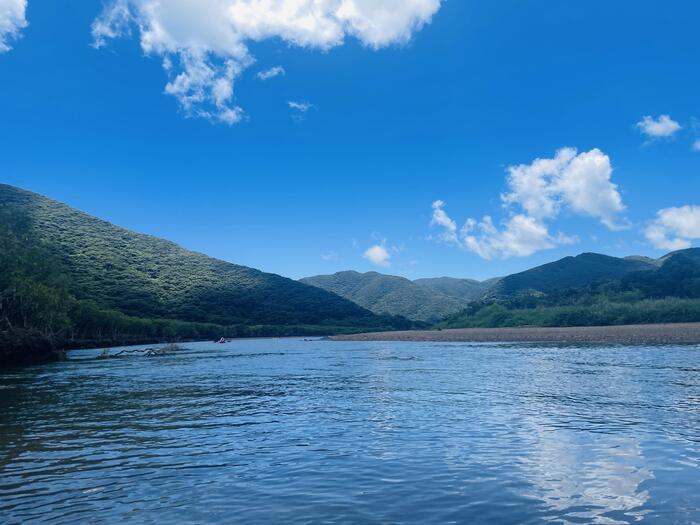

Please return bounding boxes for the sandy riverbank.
[331,323,700,345]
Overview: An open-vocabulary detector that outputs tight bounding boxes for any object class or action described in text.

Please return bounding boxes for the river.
[1,339,699,524]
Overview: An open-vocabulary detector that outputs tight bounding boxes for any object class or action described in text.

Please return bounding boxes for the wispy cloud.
[0,0,28,53]
[257,66,285,80]
[288,100,315,121]
[636,114,682,139]
[430,200,458,244]
[321,251,339,262]
[288,101,313,112]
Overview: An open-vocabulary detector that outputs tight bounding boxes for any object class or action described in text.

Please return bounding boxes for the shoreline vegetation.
[331,323,700,345]
[0,322,398,369]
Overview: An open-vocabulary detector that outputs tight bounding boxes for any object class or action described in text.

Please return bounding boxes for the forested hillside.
[301,271,465,321]
[413,277,494,302]
[0,185,410,366]
[489,253,654,298]
[442,250,700,329]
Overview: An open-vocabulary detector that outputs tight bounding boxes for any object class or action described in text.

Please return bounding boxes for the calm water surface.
[1,339,699,524]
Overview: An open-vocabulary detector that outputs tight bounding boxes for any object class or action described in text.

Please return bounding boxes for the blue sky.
[1,0,699,280]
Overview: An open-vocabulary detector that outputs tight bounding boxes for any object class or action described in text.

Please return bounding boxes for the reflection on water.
[522,430,651,523]
[1,340,699,524]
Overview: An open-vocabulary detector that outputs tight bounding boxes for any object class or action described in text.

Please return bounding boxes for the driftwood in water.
[98,343,182,359]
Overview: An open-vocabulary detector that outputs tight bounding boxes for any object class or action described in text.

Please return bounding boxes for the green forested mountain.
[0,184,410,365]
[442,249,700,329]
[301,271,465,321]
[4,182,700,366]
[301,250,700,327]
[657,248,700,267]
[620,250,700,298]
[413,277,495,302]
[489,252,655,298]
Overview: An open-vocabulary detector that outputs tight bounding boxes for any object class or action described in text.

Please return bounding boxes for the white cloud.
[321,251,339,261]
[692,139,700,152]
[431,148,627,259]
[431,200,458,243]
[645,205,700,251]
[462,215,555,260]
[636,114,682,139]
[288,100,313,112]
[364,243,391,267]
[555,232,579,245]
[0,0,27,53]
[501,148,574,220]
[288,100,314,121]
[91,0,443,124]
[432,203,560,260]
[257,66,285,80]
[502,148,625,230]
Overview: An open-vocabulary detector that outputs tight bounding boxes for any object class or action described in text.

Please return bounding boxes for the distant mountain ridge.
[304,250,700,327]
[301,271,477,322]
[658,247,700,266]
[413,277,495,302]
[489,252,656,298]
[442,248,700,329]
[300,272,499,321]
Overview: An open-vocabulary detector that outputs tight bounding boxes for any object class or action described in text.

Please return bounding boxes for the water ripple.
[1,340,699,524]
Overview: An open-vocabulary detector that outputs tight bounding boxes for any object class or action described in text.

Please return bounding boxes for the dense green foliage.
[0,185,411,365]
[442,250,700,328]
[441,298,700,328]
[490,253,655,298]
[413,277,494,302]
[301,271,468,321]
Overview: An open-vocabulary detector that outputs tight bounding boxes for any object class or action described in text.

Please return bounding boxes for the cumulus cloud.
[364,243,391,267]
[645,205,700,251]
[91,0,443,124]
[693,139,700,152]
[502,148,625,230]
[431,148,627,259]
[257,65,285,80]
[636,114,682,139]
[429,203,557,261]
[0,0,27,53]
[462,215,555,260]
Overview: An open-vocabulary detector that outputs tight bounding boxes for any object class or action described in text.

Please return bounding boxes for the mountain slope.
[301,271,465,322]
[490,253,655,298]
[620,249,700,298]
[0,184,410,365]
[442,250,700,329]
[413,277,494,302]
[657,247,700,267]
